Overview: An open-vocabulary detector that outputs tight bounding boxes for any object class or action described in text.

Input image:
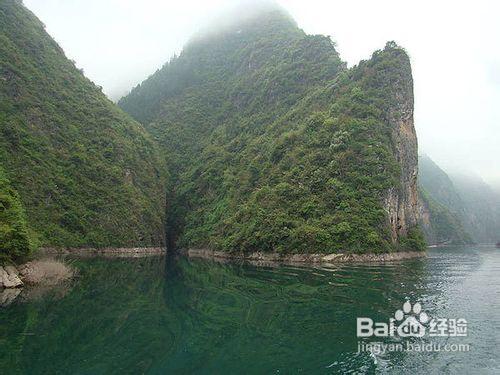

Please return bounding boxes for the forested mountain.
[120,5,424,254]
[418,155,500,244]
[450,173,500,243]
[0,0,167,260]
[419,156,465,210]
[418,156,472,244]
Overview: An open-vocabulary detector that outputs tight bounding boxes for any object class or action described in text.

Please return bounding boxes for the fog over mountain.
[23,0,500,186]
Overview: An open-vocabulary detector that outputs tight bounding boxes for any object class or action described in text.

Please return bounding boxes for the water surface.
[0,246,499,374]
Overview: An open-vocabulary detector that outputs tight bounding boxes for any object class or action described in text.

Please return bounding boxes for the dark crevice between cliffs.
[165,189,179,253]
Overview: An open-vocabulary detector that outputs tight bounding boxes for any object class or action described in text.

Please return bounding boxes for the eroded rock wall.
[383,51,420,243]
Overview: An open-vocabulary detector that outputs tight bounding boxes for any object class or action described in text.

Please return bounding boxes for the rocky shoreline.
[0,247,165,307]
[0,260,75,290]
[40,247,166,257]
[1,259,75,306]
[184,249,426,264]
[1,247,164,292]
[0,265,24,288]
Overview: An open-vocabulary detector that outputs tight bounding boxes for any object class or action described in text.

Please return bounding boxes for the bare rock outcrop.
[0,265,23,288]
[0,259,74,307]
[383,46,420,243]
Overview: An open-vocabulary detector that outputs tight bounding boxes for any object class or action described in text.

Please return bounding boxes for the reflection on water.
[0,246,499,374]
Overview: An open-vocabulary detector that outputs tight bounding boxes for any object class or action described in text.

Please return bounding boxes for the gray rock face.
[0,265,24,288]
[383,52,420,243]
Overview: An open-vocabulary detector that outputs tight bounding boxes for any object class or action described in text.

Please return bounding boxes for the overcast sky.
[23,0,500,186]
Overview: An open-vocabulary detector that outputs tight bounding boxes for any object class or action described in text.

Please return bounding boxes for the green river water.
[0,246,499,374]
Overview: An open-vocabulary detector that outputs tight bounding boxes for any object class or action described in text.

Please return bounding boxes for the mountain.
[418,155,500,244]
[0,165,32,262]
[418,156,464,210]
[418,189,472,245]
[449,173,500,243]
[0,0,167,260]
[418,155,473,244]
[417,155,472,245]
[120,6,424,254]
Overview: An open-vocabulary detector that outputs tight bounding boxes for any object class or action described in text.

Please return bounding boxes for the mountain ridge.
[120,7,425,254]
[418,154,500,244]
[0,0,167,259]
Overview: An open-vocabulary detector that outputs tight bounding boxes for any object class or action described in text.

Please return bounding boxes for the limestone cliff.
[383,47,420,243]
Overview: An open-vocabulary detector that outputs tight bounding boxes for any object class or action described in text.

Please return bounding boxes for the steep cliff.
[381,43,419,243]
[120,7,424,254]
[0,0,167,250]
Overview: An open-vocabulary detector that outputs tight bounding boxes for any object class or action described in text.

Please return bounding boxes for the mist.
[23,0,500,186]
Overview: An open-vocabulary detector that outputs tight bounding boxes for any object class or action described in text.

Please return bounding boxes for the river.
[0,246,498,374]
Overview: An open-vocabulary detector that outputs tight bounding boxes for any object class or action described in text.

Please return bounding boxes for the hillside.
[418,190,472,246]
[120,6,424,254]
[418,155,500,244]
[418,155,465,210]
[0,0,167,258]
[418,155,472,244]
[450,173,500,243]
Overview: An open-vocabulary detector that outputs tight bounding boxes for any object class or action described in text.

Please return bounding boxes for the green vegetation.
[0,166,32,262]
[450,173,500,244]
[0,0,167,255]
[120,9,424,253]
[418,188,472,245]
[0,2,425,256]
[418,154,500,245]
[418,155,474,245]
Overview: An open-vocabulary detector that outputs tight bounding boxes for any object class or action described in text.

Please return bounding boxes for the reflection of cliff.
[0,257,171,373]
[0,255,427,373]
[160,256,427,373]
